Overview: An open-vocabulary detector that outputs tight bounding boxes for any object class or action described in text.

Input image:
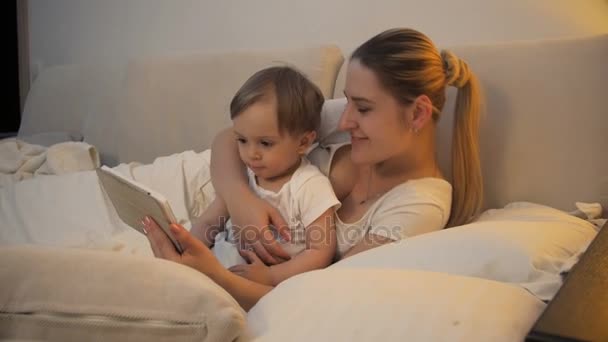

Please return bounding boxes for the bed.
[1,34,607,341]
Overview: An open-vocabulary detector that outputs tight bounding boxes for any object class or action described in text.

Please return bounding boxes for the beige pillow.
[248,268,545,342]
[0,246,247,342]
[331,203,597,301]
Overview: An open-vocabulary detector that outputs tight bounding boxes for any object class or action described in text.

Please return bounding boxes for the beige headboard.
[20,45,344,166]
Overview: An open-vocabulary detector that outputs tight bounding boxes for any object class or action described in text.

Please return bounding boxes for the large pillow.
[0,246,246,342]
[331,202,598,300]
[248,268,545,342]
[317,97,348,145]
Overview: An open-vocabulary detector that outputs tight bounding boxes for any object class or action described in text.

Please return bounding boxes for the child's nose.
[248,147,261,160]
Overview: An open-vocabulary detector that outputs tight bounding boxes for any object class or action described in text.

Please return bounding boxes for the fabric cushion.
[248,268,545,342]
[19,64,125,138]
[89,46,344,165]
[317,98,349,145]
[331,202,597,300]
[0,245,246,342]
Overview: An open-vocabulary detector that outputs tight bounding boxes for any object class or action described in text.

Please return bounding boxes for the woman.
[145,28,483,311]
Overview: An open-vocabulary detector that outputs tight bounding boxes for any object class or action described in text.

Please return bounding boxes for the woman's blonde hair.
[351,28,483,227]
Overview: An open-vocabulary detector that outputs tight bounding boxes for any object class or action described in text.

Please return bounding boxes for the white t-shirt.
[213,157,340,268]
[308,142,453,257]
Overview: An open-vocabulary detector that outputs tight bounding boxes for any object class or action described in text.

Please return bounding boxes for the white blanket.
[0,149,215,255]
[0,139,101,188]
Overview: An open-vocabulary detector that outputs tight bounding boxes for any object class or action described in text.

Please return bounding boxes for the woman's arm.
[143,216,272,311]
[210,128,291,264]
[210,128,248,200]
[190,197,229,247]
[324,144,357,201]
[268,209,336,284]
[230,209,336,286]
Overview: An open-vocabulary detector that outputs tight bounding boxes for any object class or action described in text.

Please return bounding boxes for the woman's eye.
[358,107,370,114]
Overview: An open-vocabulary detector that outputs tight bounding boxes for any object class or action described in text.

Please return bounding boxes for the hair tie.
[441,49,470,88]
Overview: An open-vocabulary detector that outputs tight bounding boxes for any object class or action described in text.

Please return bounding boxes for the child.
[191,66,340,286]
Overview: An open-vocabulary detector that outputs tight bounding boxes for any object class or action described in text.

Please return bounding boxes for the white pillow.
[318,97,348,145]
[0,246,247,342]
[248,268,545,342]
[331,202,597,300]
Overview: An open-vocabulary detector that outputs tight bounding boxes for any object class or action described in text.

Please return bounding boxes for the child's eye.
[260,140,274,147]
[236,137,246,144]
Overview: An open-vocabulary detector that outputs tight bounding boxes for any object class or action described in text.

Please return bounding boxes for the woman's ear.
[297,131,317,155]
[411,95,433,132]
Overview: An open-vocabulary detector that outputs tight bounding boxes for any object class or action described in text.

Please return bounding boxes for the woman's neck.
[361,134,442,192]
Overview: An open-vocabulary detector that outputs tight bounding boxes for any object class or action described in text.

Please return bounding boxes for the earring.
[411,127,419,134]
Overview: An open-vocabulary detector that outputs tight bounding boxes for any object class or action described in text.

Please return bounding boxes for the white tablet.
[97,166,184,253]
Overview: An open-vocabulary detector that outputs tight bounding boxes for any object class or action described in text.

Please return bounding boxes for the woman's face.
[340,59,416,165]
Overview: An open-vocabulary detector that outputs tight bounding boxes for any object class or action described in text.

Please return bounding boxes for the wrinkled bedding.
[0,139,100,188]
[0,149,215,255]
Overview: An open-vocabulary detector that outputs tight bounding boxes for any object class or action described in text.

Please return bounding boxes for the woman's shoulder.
[365,178,452,240]
[378,177,452,212]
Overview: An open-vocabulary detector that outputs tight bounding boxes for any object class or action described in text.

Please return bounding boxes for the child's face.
[232,96,307,181]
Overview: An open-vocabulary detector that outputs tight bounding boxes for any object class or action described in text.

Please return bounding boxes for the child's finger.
[228,265,244,272]
[239,249,262,265]
[247,241,278,265]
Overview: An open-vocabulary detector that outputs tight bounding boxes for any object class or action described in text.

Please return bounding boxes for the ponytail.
[442,50,483,227]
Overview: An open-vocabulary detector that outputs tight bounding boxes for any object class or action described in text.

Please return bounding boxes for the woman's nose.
[338,104,357,131]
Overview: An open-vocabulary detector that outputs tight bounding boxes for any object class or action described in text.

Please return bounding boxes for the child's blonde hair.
[230,66,325,135]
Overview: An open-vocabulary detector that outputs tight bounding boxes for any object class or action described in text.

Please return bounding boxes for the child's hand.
[228,249,275,286]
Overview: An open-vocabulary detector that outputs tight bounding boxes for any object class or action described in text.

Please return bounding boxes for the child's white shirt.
[213,157,340,268]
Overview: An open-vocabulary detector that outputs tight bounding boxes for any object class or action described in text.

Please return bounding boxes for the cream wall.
[29,0,608,79]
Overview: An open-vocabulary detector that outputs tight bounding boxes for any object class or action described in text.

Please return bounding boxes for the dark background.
[2,0,21,134]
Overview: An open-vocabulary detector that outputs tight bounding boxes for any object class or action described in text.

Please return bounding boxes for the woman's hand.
[142,216,223,279]
[228,192,292,265]
[228,249,275,286]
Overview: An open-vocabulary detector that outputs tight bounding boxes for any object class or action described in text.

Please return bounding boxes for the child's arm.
[267,208,336,285]
[190,196,230,247]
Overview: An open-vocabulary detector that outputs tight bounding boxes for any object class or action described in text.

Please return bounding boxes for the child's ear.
[297,131,317,155]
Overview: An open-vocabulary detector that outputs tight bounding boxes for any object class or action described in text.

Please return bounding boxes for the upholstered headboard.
[19,45,344,166]
[331,34,608,212]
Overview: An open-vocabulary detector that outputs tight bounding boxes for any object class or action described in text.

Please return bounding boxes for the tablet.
[96,166,183,253]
